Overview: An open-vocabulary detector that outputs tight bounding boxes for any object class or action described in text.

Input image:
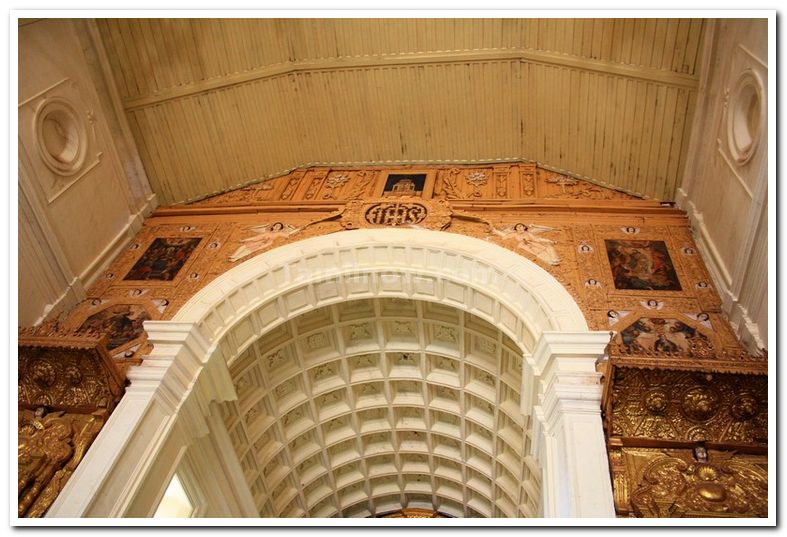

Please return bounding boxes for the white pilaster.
[45,321,240,518]
[527,331,615,518]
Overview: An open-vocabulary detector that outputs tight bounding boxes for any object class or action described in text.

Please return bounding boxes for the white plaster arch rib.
[172,228,588,351]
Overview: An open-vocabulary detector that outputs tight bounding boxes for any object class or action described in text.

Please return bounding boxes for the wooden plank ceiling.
[96,18,706,205]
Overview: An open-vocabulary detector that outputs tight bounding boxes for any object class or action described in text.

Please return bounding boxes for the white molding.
[676,19,769,354]
[80,19,155,211]
[31,276,84,326]
[677,191,734,292]
[17,77,70,108]
[173,229,588,336]
[18,150,86,325]
[676,189,766,353]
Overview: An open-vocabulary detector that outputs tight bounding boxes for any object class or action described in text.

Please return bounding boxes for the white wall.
[17,19,156,326]
[677,18,769,353]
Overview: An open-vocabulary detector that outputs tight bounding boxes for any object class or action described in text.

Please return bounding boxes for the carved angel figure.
[492,223,561,266]
[228,222,298,262]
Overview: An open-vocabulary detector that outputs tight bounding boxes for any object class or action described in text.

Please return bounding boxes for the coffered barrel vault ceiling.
[220,297,536,518]
[96,18,706,204]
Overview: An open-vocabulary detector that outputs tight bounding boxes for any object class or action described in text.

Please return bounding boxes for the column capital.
[530,330,611,377]
[522,330,610,417]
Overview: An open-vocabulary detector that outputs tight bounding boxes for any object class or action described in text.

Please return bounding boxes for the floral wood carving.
[322,173,350,200]
[464,171,488,197]
[304,171,328,200]
[521,164,536,197]
[493,166,509,197]
[279,171,305,200]
[608,341,767,375]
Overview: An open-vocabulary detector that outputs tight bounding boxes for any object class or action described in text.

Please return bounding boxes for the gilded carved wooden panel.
[606,367,767,446]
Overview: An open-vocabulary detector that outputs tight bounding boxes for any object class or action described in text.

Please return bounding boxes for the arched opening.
[47,229,614,519]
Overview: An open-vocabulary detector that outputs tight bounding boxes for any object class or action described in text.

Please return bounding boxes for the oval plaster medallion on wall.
[726,68,764,166]
[33,97,88,176]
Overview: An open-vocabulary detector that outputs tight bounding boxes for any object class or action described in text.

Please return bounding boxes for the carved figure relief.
[492,223,561,266]
[124,237,201,281]
[229,222,299,262]
[440,169,464,199]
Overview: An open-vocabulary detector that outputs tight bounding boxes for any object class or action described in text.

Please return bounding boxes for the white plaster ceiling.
[220,297,538,518]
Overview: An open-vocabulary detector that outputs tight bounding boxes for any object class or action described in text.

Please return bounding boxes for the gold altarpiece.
[19,163,767,518]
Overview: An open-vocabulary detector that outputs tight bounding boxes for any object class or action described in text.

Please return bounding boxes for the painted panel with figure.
[605,239,681,291]
[78,304,151,350]
[620,317,709,354]
[124,237,201,281]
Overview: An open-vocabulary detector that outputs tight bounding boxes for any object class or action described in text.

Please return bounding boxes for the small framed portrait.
[374,170,437,198]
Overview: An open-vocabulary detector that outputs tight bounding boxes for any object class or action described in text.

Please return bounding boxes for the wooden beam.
[123,48,700,112]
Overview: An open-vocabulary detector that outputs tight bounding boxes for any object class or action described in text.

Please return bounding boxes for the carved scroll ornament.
[610,447,767,518]
[18,408,106,517]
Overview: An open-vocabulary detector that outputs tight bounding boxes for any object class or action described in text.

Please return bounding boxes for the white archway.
[47,229,615,520]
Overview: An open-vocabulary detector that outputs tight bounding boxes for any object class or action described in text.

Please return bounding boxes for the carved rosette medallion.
[681,386,721,422]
